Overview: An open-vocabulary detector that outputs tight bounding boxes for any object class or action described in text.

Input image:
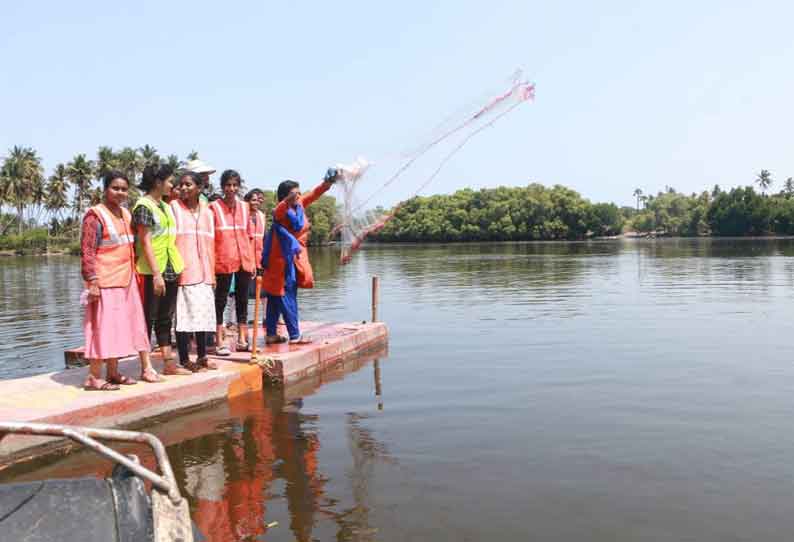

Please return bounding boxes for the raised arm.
[299,180,333,209]
[300,168,340,208]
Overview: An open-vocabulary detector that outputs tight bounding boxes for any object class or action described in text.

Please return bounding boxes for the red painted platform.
[0,346,387,480]
[0,321,388,464]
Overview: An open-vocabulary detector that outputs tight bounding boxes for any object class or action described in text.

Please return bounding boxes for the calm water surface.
[3,239,794,541]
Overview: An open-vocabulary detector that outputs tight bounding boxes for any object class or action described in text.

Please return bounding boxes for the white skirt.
[176,283,216,332]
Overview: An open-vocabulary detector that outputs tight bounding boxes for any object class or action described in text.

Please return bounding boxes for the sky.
[1,0,793,207]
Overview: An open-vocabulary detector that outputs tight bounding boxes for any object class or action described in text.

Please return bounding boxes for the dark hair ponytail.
[102,170,129,190]
[138,164,174,193]
[276,180,299,202]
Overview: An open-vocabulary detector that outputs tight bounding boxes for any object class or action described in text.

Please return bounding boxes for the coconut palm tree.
[166,154,180,170]
[633,188,643,210]
[1,146,44,234]
[96,146,118,180]
[66,154,95,218]
[117,147,142,184]
[784,177,794,198]
[755,170,773,194]
[186,150,199,161]
[29,175,46,224]
[138,144,159,168]
[46,163,70,221]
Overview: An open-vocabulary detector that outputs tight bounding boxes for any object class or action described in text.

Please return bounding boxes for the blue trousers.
[265,283,300,339]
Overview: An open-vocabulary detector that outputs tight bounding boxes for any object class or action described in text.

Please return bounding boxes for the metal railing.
[0,422,182,504]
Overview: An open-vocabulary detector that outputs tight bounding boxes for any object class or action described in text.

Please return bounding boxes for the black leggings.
[215,270,252,326]
[176,332,207,364]
[143,275,178,347]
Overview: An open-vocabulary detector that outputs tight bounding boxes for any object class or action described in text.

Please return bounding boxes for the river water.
[3,240,794,541]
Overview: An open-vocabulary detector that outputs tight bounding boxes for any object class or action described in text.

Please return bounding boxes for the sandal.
[84,377,120,391]
[182,361,207,373]
[289,335,313,345]
[236,341,249,352]
[107,375,137,386]
[215,345,231,356]
[197,356,219,370]
[265,335,288,344]
[164,364,193,376]
[140,370,165,383]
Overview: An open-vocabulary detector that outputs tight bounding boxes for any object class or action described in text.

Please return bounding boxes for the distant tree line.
[374,171,794,242]
[376,184,624,242]
[4,144,793,250]
[0,145,336,251]
[0,145,193,238]
[628,170,794,236]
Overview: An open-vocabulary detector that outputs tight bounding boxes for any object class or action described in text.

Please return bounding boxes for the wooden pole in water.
[373,359,383,411]
[251,276,262,362]
[371,276,380,322]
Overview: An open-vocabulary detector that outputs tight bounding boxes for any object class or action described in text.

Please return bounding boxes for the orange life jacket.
[249,209,266,270]
[210,198,255,275]
[171,199,216,286]
[88,204,135,288]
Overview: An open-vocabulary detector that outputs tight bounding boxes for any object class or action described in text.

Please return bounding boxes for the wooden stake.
[251,276,262,362]
[371,276,380,323]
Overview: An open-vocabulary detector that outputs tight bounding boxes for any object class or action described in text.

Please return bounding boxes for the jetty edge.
[0,320,388,465]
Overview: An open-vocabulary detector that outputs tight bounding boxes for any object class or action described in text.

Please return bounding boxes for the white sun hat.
[184,159,216,174]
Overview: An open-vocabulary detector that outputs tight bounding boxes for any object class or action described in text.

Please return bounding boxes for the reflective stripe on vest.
[211,198,255,274]
[90,204,134,288]
[212,199,250,231]
[171,199,215,286]
[133,197,185,276]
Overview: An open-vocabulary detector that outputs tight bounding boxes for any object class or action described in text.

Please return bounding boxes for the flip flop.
[236,341,250,352]
[107,375,137,385]
[265,335,288,344]
[215,345,231,356]
[289,335,313,345]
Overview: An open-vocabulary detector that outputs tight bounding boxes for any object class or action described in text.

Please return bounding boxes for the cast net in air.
[332,70,535,265]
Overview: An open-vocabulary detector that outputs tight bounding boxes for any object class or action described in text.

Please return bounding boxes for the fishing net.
[333,70,535,265]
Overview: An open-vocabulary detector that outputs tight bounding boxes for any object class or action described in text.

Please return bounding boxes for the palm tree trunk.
[76,187,83,219]
[17,204,23,235]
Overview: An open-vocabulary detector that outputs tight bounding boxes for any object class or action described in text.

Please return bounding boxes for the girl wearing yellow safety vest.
[80,171,154,390]
[132,164,190,377]
[171,171,219,372]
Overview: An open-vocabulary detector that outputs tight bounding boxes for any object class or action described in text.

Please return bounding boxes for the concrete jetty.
[0,321,388,464]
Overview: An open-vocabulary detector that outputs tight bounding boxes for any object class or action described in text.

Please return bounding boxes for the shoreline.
[6,234,794,258]
[0,249,74,257]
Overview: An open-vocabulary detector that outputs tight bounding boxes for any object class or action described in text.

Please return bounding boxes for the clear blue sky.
[2,0,793,207]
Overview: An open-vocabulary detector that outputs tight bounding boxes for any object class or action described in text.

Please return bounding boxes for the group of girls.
[80,163,337,391]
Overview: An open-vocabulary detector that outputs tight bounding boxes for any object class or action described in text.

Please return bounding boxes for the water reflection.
[0,349,390,542]
[373,359,383,411]
[170,355,391,541]
[8,240,794,540]
[325,413,394,541]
